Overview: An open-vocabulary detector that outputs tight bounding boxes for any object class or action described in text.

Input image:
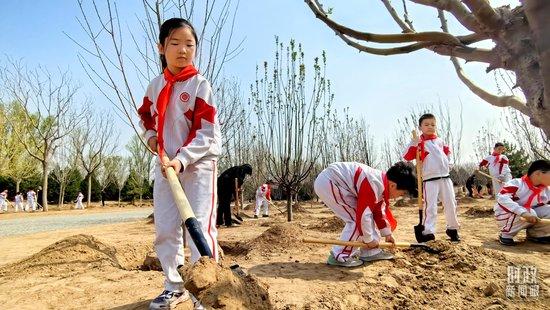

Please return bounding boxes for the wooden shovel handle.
[412,130,423,211]
[520,217,550,224]
[475,170,503,184]
[302,237,411,249]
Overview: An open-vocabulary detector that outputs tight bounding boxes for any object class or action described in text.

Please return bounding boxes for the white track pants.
[422,178,460,235]
[496,205,550,238]
[314,170,380,262]
[153,159,218,292]
[254,198,269,216]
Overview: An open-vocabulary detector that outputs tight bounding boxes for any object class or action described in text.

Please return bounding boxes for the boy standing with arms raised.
[403,113,460,242]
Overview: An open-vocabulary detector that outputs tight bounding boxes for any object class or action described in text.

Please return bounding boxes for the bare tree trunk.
[15,180,21,193]
[87,175,92,208]
[286,188,293,222]
[118,188,121,207]
[41,161,48,211]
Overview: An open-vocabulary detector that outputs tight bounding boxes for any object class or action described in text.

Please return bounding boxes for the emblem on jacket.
[180,92,190,102]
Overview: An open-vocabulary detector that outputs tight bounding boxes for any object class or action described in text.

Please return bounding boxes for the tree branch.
[438,9,528,115]
[306,0,462,45]
[410,0,485,33]
[462,0,504,30]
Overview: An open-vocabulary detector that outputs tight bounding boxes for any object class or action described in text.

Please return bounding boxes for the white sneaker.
[360,250,394,262]
[326,253,363,267]
[149,290,189,309]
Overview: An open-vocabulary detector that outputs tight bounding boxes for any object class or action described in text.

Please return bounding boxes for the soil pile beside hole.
[183,257,272,309]
[309,216,345,233]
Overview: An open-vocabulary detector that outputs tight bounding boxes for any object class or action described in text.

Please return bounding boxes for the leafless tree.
[51,139,79,208]
[70,0,243,141]
[305,0,550,137]
[72,111,118,208]
[96,155,119,206]
[0,60,86,211]
[251,38,333,221]
[473,121,499,161]
[126,134,154,203]
[504,108,549,160]
[109,155,130,206]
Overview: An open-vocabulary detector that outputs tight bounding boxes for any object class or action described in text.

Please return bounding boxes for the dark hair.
[418,113,436,127]
[241,164,253,175]
[527,159,550,176]
[386,161,418,197]
[159,18,198,70]
[494,142,504,148]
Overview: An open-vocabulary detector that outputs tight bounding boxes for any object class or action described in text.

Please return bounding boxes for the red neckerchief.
[156,66,198,158]
[418,134,436,160]
[382,173,397,231]
[521,175,544,210]
[492,151,501,164]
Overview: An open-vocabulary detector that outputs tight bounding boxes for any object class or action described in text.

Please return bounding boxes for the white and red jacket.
[256,184,271,200]
[403,134,451,180]
[496,176,550,216]
[138,66,222,169]
[324,162,397,238]
[479,153,511,177]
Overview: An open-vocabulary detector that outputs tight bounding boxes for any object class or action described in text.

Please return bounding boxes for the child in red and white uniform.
[254,181,272,218]
[138,18,221,310]
[479,142,512,196]
[314,161,417,267]
[403,113,460,242]
[495,159,550,245]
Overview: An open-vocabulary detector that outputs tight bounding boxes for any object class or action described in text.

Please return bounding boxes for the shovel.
[233,178,244,223]
[412,130,427,243]
[475,169,503,184]
[302,237,442,254]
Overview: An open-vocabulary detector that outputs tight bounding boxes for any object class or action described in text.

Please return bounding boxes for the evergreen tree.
[503,141,530,177]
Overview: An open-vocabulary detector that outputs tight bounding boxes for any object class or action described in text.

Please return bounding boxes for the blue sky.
[0,0,521,163]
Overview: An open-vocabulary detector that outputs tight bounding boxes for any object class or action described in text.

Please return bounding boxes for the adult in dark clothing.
[217,164,253,227]
[465,174,483,198]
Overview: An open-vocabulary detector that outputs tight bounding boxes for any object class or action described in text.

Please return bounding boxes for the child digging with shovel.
[314,161,417,267]
[495,159,550,245]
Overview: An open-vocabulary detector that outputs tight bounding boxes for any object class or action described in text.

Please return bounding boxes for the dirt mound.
[309,216,345,233]
[458,196,477,204]
[465,205,494,217]
[0,234,154,278]
[229,224,309,257]
[0,234,123,278]
[183,257,272,309]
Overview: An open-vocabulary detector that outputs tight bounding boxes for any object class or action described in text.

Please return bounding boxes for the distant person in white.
[75,192,84,209]
[26,189,36,211]
[14,192,24,212]
[0,190,8,212]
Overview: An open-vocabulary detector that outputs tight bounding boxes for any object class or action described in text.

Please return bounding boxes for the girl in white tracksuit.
[138,18,221,310]
[403,113,460,242]
[495,159,550,245]
[314,162,417,267]
[479,142,512,196]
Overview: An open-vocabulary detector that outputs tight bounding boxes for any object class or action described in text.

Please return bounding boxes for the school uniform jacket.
[138,67,222,170]
[325,162,397,241]
[479,153,511,177]
[256,184,271,200]
[403,134,451,180]
[496,176,550,216]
